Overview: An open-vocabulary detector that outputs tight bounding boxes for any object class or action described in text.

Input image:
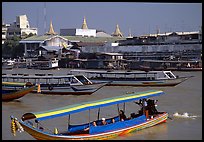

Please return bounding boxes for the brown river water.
[2,68,202,140]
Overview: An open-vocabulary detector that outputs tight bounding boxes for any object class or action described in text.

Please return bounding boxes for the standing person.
[142,98,149,119]
[119,110,127,121]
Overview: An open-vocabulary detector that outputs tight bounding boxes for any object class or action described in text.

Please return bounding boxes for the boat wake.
[173,112,198,119]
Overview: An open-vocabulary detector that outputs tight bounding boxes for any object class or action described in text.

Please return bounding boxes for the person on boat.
[84,121,97,131]
[147,99,159,115]
[135,99,148,117]
[101,118,107,125]
[111,118,115,123]
[128,113,136,120]
[135,99,143,107]
[119,110,127,121]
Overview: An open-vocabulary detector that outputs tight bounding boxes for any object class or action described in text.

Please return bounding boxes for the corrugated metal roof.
[21,35,125,43]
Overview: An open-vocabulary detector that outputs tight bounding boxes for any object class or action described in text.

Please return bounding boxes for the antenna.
[44,2,47,34]
[36,8,39,34]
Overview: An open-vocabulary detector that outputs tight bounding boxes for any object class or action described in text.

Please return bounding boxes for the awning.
[22,90,164,121]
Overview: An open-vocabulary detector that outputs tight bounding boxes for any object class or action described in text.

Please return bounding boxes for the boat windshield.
[164,71,176,79]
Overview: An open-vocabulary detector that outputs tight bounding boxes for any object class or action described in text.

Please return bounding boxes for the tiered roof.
[112,24,123,37]
[81,16,88,29]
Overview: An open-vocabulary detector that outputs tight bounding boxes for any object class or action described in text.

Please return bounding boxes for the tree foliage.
[2,35,24,58]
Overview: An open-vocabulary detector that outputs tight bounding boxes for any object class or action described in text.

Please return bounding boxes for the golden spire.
[81,16,88,29]
[112,24,123,37]
[46,20,57,35]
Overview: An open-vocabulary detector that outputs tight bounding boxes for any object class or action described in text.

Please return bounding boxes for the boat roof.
[70,69,172,75]
[21,90,164,121]
[2,81,27,86]
[70,69,159,75]
[2,74,83,79]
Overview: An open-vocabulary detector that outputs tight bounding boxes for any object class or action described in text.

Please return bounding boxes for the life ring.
[48,85,53,90]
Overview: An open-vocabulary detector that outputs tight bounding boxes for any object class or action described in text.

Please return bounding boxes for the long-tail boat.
[10,90,168,140]
[2,82,35,101]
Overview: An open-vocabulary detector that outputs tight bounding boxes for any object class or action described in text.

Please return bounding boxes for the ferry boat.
[2,74,108,95]
[70,69,192,87]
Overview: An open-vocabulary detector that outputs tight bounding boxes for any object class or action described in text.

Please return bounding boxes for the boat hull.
[2,86,35,101]
[91,77,188,87]
[19,112,168,140]
[32,82,107,95]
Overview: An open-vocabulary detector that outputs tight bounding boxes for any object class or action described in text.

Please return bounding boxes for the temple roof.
[112,24,123,37]
[45,20,57,35]
[81,16,88,29]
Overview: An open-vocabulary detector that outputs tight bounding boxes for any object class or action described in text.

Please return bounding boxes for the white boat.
[2,59,15,70]
[27,58,59,70]
[70,69,192,87]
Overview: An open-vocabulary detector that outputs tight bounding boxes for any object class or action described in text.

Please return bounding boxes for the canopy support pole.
[123,103,126,112]
[117,104,120,118]
[97,108,100,120]
[88,109,91,128]
[67,114,70,130]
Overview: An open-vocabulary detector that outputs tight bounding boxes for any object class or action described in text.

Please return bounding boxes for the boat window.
[70,77,79,84]
[165,72,176,79]
[75,75,91,84]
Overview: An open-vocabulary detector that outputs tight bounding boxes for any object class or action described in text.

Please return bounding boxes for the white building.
[60,17,96,37]
[7,15,37,39]
[2,22,10,44]
[60,28,96,37]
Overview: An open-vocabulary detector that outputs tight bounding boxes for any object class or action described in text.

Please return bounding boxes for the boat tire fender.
[48,85,53,90]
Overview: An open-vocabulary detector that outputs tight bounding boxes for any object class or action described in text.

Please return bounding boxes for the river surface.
[2,68,202,140]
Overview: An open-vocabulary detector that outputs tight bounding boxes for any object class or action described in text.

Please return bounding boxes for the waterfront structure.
[20,18,123,58]
[6,15,37,39]
[20,20,71,58]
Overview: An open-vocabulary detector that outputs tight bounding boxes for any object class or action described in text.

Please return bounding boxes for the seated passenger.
[101,118,107,125]
[128,113,136,119]
[111,118,115,123]
[119,110,127,121]
[84,121,97,131]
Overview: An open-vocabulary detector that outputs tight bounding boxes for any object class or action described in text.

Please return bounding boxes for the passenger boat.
[2,82,35,101]
[2,59,15,70]
[10,90,168,140]
[2,74,107,95]
[27,58,59,70]
[70,69,192,87]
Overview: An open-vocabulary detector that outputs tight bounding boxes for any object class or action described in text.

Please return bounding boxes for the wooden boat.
[70,69,192,87]
[10,90,168,140]
[2,82,36,101]
[2,74,108,95]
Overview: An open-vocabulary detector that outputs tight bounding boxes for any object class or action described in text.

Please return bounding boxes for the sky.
[2,2,202,37]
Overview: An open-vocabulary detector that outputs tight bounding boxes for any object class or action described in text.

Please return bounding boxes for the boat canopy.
[2,81,29,86]
[70,69,158,75]
[21,90,164,121]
